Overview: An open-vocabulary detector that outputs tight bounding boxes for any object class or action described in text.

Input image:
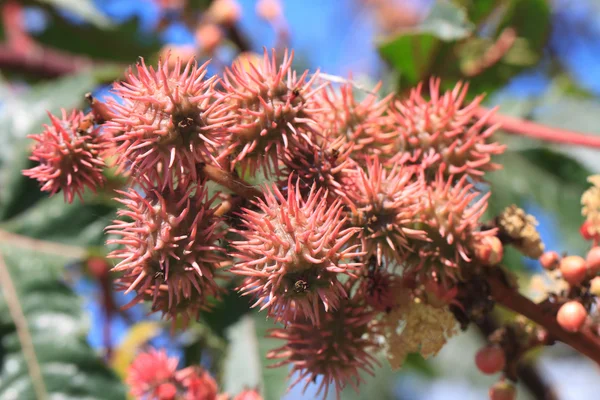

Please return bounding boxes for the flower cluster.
[24,48,508,399]
[127,348,262,400]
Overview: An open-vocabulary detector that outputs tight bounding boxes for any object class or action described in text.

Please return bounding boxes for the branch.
[0,44,96,78]
[0,251,48,400]
[199,163,262,200]
[477,107,600,149]
[475,314,558,400]
[486,273,600,365]
[0,229,86,260]
[463,27,517,77]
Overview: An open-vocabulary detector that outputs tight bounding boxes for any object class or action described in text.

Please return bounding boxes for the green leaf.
[202,283,251,337]
[36,16,160,63]
[487,148,590,254]
[0,195,116,248]
[222,314,288,400]
[0,246,126,399]
[0,71,99,221]
[378,1,474,86]
[38,0,113,27]
[416,1,474,41]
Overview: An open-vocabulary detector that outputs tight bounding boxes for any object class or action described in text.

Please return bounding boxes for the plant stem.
[0,44,94,78]
[477,107,600,149]
[199,163,262,200]
[0,251,49,400]
[486,273,600,365]
[0,229,86,259]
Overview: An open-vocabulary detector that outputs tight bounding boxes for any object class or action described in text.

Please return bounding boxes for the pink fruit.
[475,345,506,375]
[557,301,587,333]
[559,255,587,285]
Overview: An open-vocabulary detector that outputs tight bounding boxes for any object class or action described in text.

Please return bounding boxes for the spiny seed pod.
[359,261,404,312]
[280,133,357,203]
[557,301,587,333]
[409,171,493,278]
[475,345,506,375]
[233,388,263,400]
[388,78,505,180]
[107,182,225,324]
[539,251,560,270]
[222,48,322,176]
[316,82,394,155]
[23,109,107,203]
[586,246,600,275]
[267,297,380,400]
[232,178,363,325]
[127,349,178,399]
[176,366,218,400]
[347,158,426,266]
[106,57,231,188]
[559,255,587,286]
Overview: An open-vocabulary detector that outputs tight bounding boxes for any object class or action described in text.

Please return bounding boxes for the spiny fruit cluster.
[25,48,530,399]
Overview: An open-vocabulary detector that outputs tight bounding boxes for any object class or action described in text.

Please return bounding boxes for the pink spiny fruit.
[23,109,107,203]
[267,296,380,400]
[359,261,404,312]
[316,81,395,155]
[410,170,494,276]
[106,57,231,188]
[233,388,263,400]
[106,181,225,325]
[347,157,426,266]
[127,348,179,399]
[176,366,218,400]
[222,48,323,176]
[388,78,505,179]
[232,177,364,325]
[280,133,358,203]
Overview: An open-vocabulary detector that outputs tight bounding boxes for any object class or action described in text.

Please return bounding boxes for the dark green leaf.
[0,195,116,247]
[378,1,474,86]
[35,16,160,63]
[487,148,590,254]
[0,246,126,399]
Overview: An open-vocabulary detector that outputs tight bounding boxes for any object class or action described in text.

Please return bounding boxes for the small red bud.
[557,301,587,333]
[474,236,504,266]
[539,251,560,270]
[586,246,600,275]
[559,255,587,285]
[489,381,516,400]
[580,220,600,241]
[475,345,506,375]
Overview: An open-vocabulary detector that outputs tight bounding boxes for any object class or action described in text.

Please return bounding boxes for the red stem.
[487,274,600,365]
[477,107,600,149]
[0,43,94,78]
